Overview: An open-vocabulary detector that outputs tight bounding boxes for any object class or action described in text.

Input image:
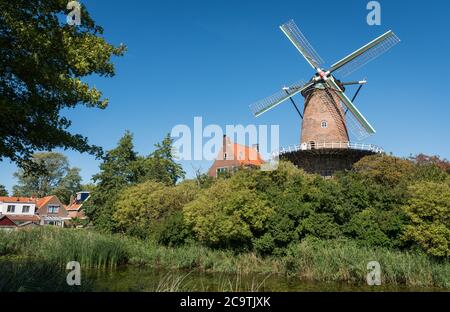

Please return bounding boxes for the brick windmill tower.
[250,20,400,176]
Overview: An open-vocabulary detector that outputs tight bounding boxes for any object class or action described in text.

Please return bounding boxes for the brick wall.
[301,86,349,145]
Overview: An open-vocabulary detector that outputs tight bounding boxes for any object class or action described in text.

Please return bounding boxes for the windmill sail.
[326,77,376,136]
[280,20,324,70]
[250,81,313,117]
[317,84,373,141]
[330,31,400,77]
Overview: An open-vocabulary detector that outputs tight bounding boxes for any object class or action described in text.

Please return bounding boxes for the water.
[89,266,445,292]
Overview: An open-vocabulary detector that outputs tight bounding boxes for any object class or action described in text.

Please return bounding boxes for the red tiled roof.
[0,197,36,204]
[6,215,40,222]
[0,215,18,227]
[66,203,82,211]
[36,196,54,208]
[231,143,265,166]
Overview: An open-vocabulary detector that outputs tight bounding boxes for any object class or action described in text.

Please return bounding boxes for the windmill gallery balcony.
[276,142,384,177]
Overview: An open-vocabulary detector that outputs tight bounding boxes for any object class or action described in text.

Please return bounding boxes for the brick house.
[208,136,265,178]
[0,197,40,225]
[66,191,90,221]
[36,196,70,227]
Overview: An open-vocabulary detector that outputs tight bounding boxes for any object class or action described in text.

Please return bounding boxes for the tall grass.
[127,241,281,274]
[283,238,450,289]
[1,228,449,289]
[149,271,272,292]
[0,260,93,292]
[0,227,128,269]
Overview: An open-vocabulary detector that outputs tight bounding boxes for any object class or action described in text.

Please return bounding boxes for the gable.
[36,196,68,216]
[0,216,17,227]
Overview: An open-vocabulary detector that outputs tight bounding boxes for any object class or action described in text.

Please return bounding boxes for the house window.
[216,167,228,176]
[7,205,15,213]
[48,205,60,214]
[321,120,328,129]
[22,206,30,213]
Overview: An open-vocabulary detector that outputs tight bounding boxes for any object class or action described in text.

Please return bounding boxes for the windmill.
[250,20,400,176]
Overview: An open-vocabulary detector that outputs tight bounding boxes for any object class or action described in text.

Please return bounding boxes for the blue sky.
[1,0,450,193]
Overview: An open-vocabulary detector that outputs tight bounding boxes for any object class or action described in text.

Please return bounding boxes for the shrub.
[184,170,274,249]
[154,210,194,247]
[402,182,450,258]
[254,163,343,255]
[113,180,199,238]
[344,208,406,248]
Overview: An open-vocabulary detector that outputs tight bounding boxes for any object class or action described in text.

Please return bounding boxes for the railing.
[275,142,384,156]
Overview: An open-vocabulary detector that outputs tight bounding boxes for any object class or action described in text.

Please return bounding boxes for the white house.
[0,197,40,225]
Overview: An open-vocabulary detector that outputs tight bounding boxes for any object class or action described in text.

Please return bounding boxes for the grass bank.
[1,228,448,289]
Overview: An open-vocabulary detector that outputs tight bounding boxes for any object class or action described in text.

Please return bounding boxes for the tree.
[409,154,449,182]
[133,134,185,186]
[12,152,81,202]
[83,131,137,232]
[0,0,125,168]
[85,132,186,232]
[402,182,450,258]
[410,154,450,174]
[0,185,8,196]
[353,154,415,187]
[53,167,83,204]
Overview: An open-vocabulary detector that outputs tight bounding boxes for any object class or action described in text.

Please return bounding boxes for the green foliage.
[402,182,450,258]
[85,132,185,232]
[284,237,449,288]
[52,167,83,204]
[353,154,415,187]
[133,134,185,186]
[184,170,274,249]
[299,213,342,239]
[252,163,348,255]
[1,228,448,289]
[0,184,8,196]
[344,208,406,248]
[411,161,449,183]
[131,135,185,185]
[84,132,138,232]
[410,154,450,175]
[0,227,129,269]
[0,0,125,168]
[113,180,198,239]
[154,210,194,247]
[12,152,81,203]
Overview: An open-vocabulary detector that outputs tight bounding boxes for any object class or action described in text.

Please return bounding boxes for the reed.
[0,227,128,269]
[1,228,448,289]
[0,259,93,292]
[283,238,450,288]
